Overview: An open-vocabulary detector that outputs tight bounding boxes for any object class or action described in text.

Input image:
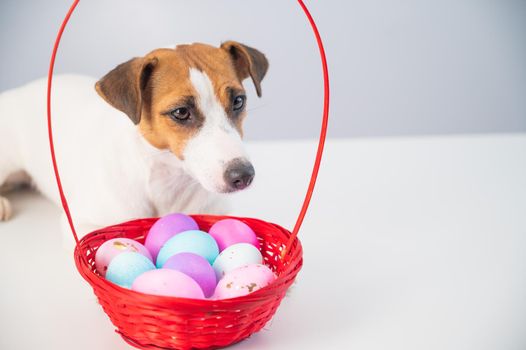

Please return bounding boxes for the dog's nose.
[224,159,255,191]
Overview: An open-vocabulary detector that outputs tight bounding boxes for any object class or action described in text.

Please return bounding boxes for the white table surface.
[1,134,525,350]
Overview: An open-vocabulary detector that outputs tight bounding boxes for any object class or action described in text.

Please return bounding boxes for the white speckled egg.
[212,243,263,280]
[95,238,152,277]
[213,264,276,300]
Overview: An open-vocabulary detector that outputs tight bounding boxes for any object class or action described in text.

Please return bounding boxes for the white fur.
[183,68,250,192]
[0,74,229,242]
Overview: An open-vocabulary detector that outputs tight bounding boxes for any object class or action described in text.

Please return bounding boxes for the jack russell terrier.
[0,41,268,243]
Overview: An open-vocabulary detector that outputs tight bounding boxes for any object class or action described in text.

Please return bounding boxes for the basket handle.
[47,0,330,254]
[47,0,81,245]
[281,1,330,258]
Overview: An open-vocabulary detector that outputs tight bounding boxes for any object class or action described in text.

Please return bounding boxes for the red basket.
[47,1,329,349]
[75,216,302,349]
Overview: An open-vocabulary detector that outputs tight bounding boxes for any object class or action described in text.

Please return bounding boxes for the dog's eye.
[170,107,191,121]
[233,95,246,111]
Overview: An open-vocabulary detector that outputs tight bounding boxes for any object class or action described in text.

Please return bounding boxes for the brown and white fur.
[0,41,268,243]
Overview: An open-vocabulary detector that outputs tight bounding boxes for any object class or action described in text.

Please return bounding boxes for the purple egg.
[163,253,217,298]
[145,213,198,262]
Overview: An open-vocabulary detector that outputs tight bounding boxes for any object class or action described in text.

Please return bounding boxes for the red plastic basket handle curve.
[47,0,330,256]
[47,0,81,245]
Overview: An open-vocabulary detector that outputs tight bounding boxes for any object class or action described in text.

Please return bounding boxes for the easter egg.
[213,264,276,300]
[95,238,152,277]
[208,219,259,252]
[163,253,217,298]
[156,230,219,267]
[145,213,199,261]
[132,269,205,299]
[212,243,263,280]
[106,252,156,289]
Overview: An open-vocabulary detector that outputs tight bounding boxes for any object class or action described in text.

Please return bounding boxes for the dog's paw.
[0,196,13,221]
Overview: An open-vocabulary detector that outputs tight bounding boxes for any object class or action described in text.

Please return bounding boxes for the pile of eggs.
[95,213,276,300]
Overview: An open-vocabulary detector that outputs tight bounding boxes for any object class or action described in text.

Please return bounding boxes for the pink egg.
[131,269,205,299]
[145,213,199,261]
[213,264,276,300]
[208,219,259,252]
[95,238,152,277]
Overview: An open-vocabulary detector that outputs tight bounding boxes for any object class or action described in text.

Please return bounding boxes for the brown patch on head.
[95,42,268,159]
[136,49,204,159]
[173,42,268,136]
[175,43,247,134]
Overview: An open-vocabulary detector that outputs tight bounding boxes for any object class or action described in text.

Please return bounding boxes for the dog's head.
[95,41,268,193]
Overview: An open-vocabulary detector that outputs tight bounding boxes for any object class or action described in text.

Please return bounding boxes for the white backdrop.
[1,0,525,140]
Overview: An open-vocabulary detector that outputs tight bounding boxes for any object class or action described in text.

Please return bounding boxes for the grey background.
[1,0,525,140]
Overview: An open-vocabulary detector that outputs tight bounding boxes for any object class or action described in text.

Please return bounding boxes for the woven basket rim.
[74,215,303,307]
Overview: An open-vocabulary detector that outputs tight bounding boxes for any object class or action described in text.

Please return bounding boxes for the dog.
[0,41,268,242]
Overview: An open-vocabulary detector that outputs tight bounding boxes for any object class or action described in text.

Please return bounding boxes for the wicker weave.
[74,215,303,350]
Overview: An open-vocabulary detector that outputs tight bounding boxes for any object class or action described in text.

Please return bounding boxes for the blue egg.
[156,230,219,267]
[106,252,156,288]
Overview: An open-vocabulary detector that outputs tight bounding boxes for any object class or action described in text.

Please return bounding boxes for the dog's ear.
[221,41,269,97]
[95,57,158,124]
